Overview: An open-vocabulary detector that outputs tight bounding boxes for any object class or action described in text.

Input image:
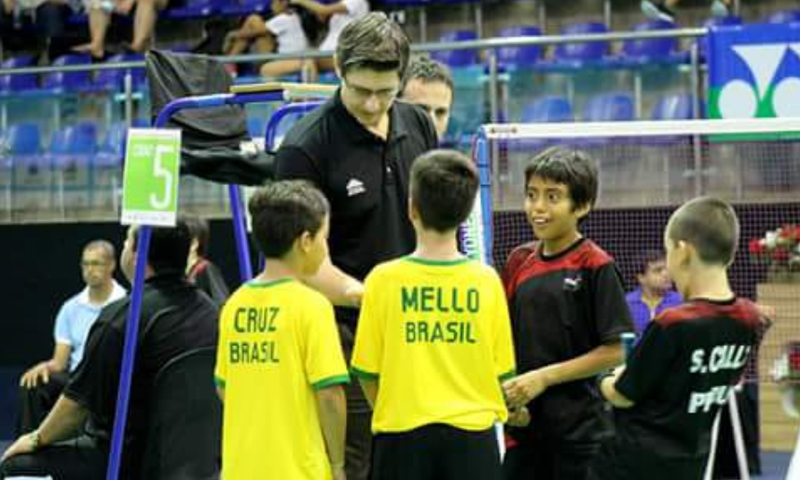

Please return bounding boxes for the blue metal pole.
[228,184,253,283]
[474,130,494,266]
[105,225,150,480]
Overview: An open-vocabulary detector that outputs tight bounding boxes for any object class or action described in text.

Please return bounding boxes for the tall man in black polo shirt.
[0,221,219,480]
[274,12,438,480]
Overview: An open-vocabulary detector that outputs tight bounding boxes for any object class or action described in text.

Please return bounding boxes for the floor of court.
[0,441,792,479]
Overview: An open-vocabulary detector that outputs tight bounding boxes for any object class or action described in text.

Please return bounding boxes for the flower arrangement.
[749,224,800,283]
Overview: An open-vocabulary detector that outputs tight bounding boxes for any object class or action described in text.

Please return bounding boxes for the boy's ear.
[408,197,419,223]
[676,240,694,267]
[333,55,342,80]
[574,202,591,221]
[297,231,314,254]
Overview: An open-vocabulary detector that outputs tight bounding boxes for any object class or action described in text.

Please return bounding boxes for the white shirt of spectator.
[266,12,309,54]
[319,0,370,52]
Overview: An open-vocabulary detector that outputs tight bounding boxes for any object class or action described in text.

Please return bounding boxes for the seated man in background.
[185,216,230,307]
[625,250,681,340]
[17,240,126,435]
[400,56,454,143]
[0,220,219,480]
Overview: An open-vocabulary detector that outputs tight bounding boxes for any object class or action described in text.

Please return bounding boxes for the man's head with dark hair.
[666,196,740,267]
[184,216,210,258]
[523,147,599,253]
[409,149,479,234]
[249,181,330,275]
[335,12,410,78]
[81,240,117,289]
[635,250,672,298]
[335,13,410,129]
[400,56,454,140]
[121,220,192,282]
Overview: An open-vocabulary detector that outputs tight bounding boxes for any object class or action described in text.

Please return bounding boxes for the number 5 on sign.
[121,129,182,227]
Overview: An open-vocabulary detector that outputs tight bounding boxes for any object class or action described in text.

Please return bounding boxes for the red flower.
[749,238,764,255]
[780,226,794,239]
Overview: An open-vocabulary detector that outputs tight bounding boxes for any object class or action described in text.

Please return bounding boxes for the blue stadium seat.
[615,20,688,67]
[650,93,693,121]
[763,9,800,24]
[246,116,266,140]
[6,123,41,155]
[521,96,573,123]
[166,0,217,20]
[91,54,147,91]
[497,26,543,69]
[51,123,98,209]
[218,0,269,17]
[93,122,134,209]
[8,123,51,210]
[583,93,635,122]
[42,54,93,92]
[538,22,609,71]
[0,56,38,93]
[431,30,480,67]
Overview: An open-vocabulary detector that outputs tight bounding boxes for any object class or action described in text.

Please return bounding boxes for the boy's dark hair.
[184,216,210,257]
[131,219,192,274]
[410,149,479,233]
[336,12,410,78]
[249,180,330,259]
[401,56,454,96]
[667,196,740,266]
[524,147,599,216]
[636,250,666,276]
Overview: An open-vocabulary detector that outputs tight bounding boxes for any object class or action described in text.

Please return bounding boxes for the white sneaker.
[641,0,676,22]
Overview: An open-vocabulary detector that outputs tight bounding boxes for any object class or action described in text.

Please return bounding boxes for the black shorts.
[371,423,502,480]
[503,437,601,480]
[587,440,706,480]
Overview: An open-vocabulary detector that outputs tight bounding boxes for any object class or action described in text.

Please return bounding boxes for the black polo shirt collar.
[331,89,410,145]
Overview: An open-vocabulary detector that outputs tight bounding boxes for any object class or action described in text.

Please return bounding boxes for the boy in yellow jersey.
[351,149,516,480]
[214,180,349,480]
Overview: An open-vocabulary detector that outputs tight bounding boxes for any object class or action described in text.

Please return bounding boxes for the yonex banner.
[709,23,800,120]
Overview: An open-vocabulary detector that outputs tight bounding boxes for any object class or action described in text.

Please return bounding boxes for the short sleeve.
[53,301,73,345]
[489,272,516,382]
[591,262,635,343]
[615,321,679,403]
[265,13,291,36]
[274,145,324,187]
[63,304,127,422]
[214,301,232,389]
[302,294,349,390]
[350,272,384,380]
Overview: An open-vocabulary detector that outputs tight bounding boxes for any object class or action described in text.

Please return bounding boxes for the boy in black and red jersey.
[501,147,634,480]
[588,196,763,480]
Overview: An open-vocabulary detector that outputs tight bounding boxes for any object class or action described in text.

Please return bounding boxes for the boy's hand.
[343,281,364,308]
[507,406,530,427]
[503,370,548,408]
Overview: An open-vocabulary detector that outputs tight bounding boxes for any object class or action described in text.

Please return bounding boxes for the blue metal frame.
[105,89,308,480]
[462,129,494,266]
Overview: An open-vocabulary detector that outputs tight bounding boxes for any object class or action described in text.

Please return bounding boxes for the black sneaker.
[641,0,676,22]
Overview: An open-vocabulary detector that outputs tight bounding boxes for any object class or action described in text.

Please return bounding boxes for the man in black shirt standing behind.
[274,12,438,480]
[590,196,763,480]
[0,221,218,480]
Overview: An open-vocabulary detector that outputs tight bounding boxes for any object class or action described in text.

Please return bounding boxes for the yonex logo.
[346,178,366,197]
[718,43,800,119]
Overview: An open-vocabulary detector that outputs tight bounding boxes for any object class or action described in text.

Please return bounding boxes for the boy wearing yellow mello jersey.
[215,181,349,480]
[351,150,516,480]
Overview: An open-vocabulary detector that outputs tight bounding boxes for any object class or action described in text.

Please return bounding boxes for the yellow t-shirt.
[215,278,349,480]
[351,256,516,433]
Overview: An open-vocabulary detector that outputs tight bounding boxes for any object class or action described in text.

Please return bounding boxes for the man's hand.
[507,406,530,427]
[20,362,51,389]
[1,431,38,461]
[503,370,549,408]
[332,463,346,480]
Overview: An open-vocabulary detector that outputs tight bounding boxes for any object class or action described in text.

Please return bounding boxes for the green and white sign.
[121,128,181,226]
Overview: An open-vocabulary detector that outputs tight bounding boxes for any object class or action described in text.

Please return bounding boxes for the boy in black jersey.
[588,196,762,480]
[502,147,634,480]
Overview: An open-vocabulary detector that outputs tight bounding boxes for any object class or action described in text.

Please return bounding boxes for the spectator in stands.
[16,240,126,436]
[185,215,230,307]
[73,0,174,59]
[400,56,454,142]
[290,0,369,72]
[223,0,318,78]
[0,0,74,56]
[642,0,732,22]
[0,221,219,480]
[625,250,681,340]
